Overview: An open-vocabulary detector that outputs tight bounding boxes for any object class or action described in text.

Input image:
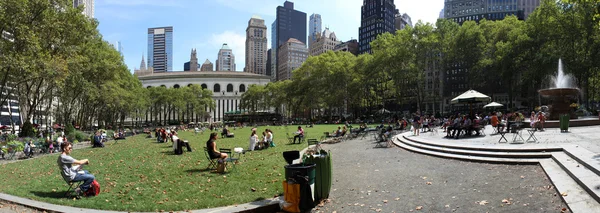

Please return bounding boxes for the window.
[239,84,246,92]
[173,84,180,89]
[227,84,234,92]
[147,86,152,88]
[213,84,221,92]
[201,84,207,89]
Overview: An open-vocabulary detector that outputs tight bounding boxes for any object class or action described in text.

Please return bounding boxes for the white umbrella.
[450,90,491,104]
[483,102,503,108]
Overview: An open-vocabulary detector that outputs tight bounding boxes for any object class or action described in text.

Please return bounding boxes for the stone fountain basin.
[538,88,580,98]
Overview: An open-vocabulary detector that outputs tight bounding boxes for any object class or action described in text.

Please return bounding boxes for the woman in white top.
[266,129,274,147]
[248,130,258,151]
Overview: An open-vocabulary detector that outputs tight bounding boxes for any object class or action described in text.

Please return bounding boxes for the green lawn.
[0,124,342,211]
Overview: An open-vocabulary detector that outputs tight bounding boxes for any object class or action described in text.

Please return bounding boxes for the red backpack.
[85,180,100,196]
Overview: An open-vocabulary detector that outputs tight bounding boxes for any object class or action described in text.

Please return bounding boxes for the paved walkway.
[420,125,600,154]
[314,132,568,213]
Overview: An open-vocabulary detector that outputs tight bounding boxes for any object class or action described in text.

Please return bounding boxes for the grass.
[0,124,343,211]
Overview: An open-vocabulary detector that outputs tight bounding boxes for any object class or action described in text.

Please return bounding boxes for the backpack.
[85,180,100,196]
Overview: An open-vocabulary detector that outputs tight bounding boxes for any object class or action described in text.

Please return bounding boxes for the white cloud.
[210,31,247,71]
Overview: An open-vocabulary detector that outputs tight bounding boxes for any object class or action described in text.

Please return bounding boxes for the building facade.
[135,71,270,122]
[245,16,268,75]
[201,59,214,71]
[270,20,278,81]
[309,28,341,56]
[277,38,308,81]
[334,39,359,56]
[518,0,541,19]
[395,12,413,31]
[309,13,322,47]
[274,1,306,80]
[216,43,236,71]
[443,0,537,24]
[147,26,173,72]
[266,49,272,77]
[73,0,94,18]
[359,0,397,54]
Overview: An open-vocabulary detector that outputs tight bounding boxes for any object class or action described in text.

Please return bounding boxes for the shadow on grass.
[160,151,178,155]
[185,168,213,173]
[30,190,66,199]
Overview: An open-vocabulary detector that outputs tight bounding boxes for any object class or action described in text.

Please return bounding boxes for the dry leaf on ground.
[478,200,489,205]
[416,206,423,210]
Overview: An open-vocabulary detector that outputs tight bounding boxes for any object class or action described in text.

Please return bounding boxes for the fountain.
[538,59,580,120]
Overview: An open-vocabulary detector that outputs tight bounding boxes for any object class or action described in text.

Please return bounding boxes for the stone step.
[399,136,552,159]
[394,137,541,163]
[539,159,600,212]
[561,144,600,177]
[402,135,562,153]
[552,152,600,204]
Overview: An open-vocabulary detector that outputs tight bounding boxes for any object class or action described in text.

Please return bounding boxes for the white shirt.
[172,135,179,151]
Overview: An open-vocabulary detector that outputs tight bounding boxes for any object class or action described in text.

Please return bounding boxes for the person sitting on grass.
[249,130,259,150]
[57,142,95,197]
[207,132,228,161]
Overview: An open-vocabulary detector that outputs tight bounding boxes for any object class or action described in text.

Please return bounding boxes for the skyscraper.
[245,15,268,75]
[147,26,173,72]
[309,13,322,47]
[216,43,236,71]
[185,49,198,71]
[73,0,94,18]
[274,1,307,80]
[358,0,397,54]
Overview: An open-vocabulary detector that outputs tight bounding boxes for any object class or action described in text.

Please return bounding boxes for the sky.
[95,0,444,73]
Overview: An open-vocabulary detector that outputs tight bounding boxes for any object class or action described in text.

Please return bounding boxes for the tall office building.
[358,0,397,54]
[216,43,236,71]
[309,13,322,47]
[270,20,278,81]
[439,9,445,19]
[184,49,198,71]
[245,16,268,75]
[73,0,94,18]
[443,0,539,24]
[277,38,308,81]
[309,28,341,56]
[273,1,307,80]
[147,26,173,72]
[266,49,272,77]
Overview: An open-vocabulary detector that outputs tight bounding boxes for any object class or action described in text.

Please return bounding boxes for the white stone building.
[136,70,270,122]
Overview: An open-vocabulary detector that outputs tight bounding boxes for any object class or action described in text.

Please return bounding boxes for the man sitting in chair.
[57,142,95,197]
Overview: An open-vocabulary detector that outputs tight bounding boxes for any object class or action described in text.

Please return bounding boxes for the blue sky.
[95,0,444,72]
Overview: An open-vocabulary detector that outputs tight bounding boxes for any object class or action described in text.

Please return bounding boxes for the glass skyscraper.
[273,1,306,81]
[147,26,173,72]
[309,13,322,47]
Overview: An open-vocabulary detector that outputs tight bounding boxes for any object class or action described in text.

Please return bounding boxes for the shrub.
[7,141,24,152]
[19,121,35,138]
[65,123,75,136]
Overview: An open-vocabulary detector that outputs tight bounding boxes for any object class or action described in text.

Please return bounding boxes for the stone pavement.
[314,133,568,213]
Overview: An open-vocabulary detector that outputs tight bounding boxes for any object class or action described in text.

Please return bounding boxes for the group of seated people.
[221,126,235,138]
[529,111,546,131]
[249,128,274,150]
[444,114,485,139]
[327,126,347,138]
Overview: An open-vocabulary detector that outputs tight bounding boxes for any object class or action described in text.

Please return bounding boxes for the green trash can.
[304,150,333,204]
[560,114,570,132]
[284,163,316,211]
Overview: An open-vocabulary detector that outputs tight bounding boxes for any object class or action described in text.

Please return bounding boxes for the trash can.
[284,163,316,211]
[304,151,333,204]
[560,114,570,132]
